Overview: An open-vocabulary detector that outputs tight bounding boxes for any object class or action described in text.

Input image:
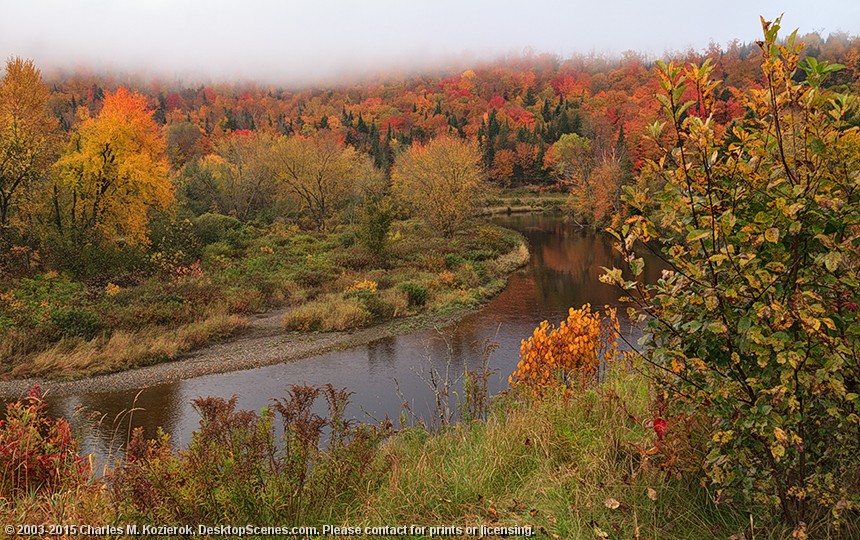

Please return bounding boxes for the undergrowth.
[0,218,527,380]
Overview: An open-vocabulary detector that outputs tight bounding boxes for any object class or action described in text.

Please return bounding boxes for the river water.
[40,213,661,462]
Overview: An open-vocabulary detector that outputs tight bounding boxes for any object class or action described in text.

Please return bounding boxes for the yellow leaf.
[593,526,609,538]
[771,443,786,461]
[604,498,621,509]
[773,427,787,443]
[764,227,780,243]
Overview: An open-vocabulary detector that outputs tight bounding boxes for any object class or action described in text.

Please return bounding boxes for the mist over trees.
[0,30,856,275]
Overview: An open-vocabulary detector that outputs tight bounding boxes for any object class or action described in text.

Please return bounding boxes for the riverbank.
[0,219,527,384]
[480,187,567,216]
[0,304,488,400]
[0,240,529,400]
[0,362,764,539]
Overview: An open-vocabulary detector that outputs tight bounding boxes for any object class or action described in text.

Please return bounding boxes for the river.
[39,213,662,463]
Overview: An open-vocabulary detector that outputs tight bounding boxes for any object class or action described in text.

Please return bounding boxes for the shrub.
[420,253,446,272]
[331,247,375,270]
[221,286,266,314]
[282,295,370,331]
[201,241,234,264]
[45,235,149,277]
[337,230,356,248]
[193,213,241,245]
[0,385,89,497]
[454,262,481,289]
[149,215,202,263]
[1,273,87,328]
[109,386,391,526]
[398,282,427,307]
[289,260,338,288]
[473,223,521,253]
[48,307,103,340]
[444,253,464,269]
[379,288,409,317]
[345,288,389,321]
[357,198,393,257]
[464,249,495,262]
[510,304,622,395]
[105,293,194,327]
[603,18,860,530]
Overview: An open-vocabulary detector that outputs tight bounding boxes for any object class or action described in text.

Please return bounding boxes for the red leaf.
[653,418,668,440]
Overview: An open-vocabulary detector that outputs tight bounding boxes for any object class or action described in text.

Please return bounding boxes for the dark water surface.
[39,214,662,463]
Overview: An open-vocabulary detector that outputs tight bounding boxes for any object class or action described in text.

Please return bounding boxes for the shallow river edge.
[0,243,531,400]
[1,308,494,400]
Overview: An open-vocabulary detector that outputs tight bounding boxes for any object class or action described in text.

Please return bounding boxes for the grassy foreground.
[359,369,760,540]
[0,365,793,540]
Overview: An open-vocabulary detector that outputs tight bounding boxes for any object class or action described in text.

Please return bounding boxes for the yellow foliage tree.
[201,131,279,220]
[510,304,621,395]
[55,87,172,246]
[392,137,486,237]
[273,131,376,231]
[0,58,57,244]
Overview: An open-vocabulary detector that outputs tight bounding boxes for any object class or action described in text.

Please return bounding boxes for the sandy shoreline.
[0,306,477,400]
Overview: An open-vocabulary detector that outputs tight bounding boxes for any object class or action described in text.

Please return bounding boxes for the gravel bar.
[0,307,475,400]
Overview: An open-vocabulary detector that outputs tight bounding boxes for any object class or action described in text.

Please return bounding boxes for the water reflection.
[22,214,661,462]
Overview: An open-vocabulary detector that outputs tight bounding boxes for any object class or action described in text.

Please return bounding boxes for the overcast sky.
[1,1,857,85]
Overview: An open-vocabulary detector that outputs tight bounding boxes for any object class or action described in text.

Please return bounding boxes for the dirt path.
[0,306,474,400]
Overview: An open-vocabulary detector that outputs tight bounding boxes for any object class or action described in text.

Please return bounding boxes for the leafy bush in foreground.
[604,17,860,532]
[0,385,89,497]
[109,385,391,526]
[510,304,623,395]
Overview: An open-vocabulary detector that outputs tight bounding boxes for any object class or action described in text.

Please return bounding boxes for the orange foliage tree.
[510,304,621,394]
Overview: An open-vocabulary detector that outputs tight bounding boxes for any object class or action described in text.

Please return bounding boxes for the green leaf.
[707,321,728,334]
[810,138,826,155]
[683,320,702,333]
[686,229,710,243]
[822,252,842,272]
[754,211,772,225]
[720,210,737,234]
[646,121,665,138]
[629,257,645,277]
[599,267,624,286]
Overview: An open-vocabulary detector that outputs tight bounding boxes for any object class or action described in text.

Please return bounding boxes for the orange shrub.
[510,304,620,394]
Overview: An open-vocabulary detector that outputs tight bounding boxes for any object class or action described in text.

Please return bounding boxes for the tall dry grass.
[16,313,246,378]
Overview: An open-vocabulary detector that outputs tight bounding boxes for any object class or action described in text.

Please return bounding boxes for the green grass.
[358,368,759,539]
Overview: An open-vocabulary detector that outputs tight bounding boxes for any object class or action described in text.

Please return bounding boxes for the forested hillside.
[3,32,858,262]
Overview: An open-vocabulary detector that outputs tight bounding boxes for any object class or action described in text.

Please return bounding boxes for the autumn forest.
[2,14,860,539]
